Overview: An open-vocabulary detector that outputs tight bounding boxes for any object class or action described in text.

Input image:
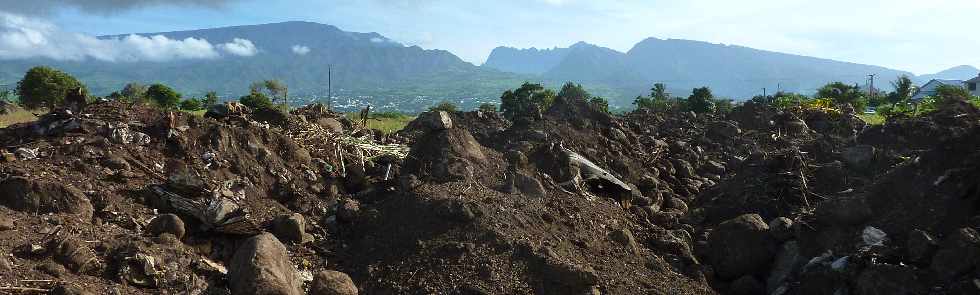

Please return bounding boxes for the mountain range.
[0,21,976,111]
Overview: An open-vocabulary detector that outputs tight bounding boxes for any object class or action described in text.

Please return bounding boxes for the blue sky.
[3,0,979,74]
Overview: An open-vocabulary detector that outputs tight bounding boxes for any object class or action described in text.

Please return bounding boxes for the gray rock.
[768,217,794,242]
[907,229,938,264]
[703,160,726,175]
[0,177,93,220]
[229,233,303,295]
[672,159,697,179]
[148,214,186,240]
[420,111,453,130]
[610,229,641,255]
[310,270,358,295]
[707,121,742,139]
[664,197,689,214]
[608,128,629,143]
[513,173,546,198]
[709,214,777,279]
[930,228,980,279]
[0,215,13,231]
[767,241,805,293]
[316,118,344,133]
[38,261,67,278]
[101,156,131,171]
[272,213,313,244]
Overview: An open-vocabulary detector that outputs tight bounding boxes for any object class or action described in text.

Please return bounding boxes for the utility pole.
[868,74,876,100]
[327,65,332,110]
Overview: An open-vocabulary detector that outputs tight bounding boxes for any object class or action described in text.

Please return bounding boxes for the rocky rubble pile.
[1,96,979,295]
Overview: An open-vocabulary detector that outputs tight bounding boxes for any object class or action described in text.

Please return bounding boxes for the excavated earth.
[1,98,979,295]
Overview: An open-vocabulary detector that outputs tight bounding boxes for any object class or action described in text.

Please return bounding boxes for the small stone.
[272,213,313,244]
[610,229,641,255]
[38,261,67,278]
[0,216,14,231]
[664,197,689,214]
[101,155,131,171]
[768,217,794,242]
[147,214,186,239]
[310,270,359,295]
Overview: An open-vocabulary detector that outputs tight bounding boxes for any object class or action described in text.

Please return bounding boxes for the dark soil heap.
[2,97,979,295]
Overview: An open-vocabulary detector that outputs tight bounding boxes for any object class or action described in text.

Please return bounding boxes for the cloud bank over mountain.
[0,12,258,62]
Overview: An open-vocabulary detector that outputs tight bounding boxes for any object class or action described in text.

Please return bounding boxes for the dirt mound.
[2,96,977,294]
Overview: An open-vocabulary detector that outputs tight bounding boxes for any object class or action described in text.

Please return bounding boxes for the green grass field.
[0,109,38,128]
[857,113,886,125]
[344,112,415,134]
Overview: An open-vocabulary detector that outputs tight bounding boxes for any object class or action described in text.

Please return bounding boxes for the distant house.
[966,74,980,97]
[911,79,965,100]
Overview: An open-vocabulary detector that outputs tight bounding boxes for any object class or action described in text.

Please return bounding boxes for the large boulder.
[228,233,303,295]
[310,270,358,295]
[708,214,777,279]
[402,126,486,182]
[0,177,93,220]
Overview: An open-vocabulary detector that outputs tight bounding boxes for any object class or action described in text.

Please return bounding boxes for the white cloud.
[0,12,262,62]
[218,38,257,56]
[291,44,310,55]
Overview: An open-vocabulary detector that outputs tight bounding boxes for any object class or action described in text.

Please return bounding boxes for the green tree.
[651,83,669,100]
[886,75,914,104]
[590,96,610,113]
[714,98,735,114]
[239,91,273,110]
[120,82,148,103]
[146,84,182,109]
[817,82,867,110]
[557,82,590,102]
[180,98,204,111]
[685,87,715,113]
[429,101,458,112]
[251,80,288,105]
[202,91,219,108]
[500,82,556,121]
[478,103,497,113]
[15,66,87,110]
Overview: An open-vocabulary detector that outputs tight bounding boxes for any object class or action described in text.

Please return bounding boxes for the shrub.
[146,84,181,109]
[685,87,715,113]
[500,82,555,121]
[16,66,87,110]
[180,98,204,111]
[429,101,458,113]
[590,96,610,113]
[239,91,274,110]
